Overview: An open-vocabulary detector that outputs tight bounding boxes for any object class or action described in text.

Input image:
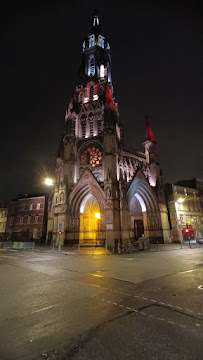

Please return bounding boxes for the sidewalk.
[32,242,202,256]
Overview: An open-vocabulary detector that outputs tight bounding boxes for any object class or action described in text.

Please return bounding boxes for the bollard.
[78,242,80,254]
[156,240,159,251]
[189,238,191,249]
[58,242,61,253]
[105,241,108,255]
[53,241,55,252]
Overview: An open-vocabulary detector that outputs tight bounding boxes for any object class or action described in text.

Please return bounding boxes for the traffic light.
[59,230,62,235]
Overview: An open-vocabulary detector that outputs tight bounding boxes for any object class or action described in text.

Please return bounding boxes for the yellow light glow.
[178,198,184,203]
[44,178,53,186]
[95,212,101,219]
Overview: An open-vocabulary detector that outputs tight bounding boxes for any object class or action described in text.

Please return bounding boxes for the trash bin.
[138,237,148,251]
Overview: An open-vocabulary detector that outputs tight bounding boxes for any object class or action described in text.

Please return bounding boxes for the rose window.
[81,147,102,168]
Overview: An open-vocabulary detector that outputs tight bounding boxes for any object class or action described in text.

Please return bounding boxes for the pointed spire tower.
[143,115,158,186]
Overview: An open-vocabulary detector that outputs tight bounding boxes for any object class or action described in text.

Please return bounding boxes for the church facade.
[46,12,171,248]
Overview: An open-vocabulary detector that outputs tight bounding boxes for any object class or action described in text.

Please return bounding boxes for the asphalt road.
[0,246,203,360]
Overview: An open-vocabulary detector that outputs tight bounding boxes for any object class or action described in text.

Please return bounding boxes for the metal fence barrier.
[1,241,35,250]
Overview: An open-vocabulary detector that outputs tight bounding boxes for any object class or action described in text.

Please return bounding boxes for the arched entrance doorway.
[79,194,101,245]
[129,194,144,241]
[127,171,164,243]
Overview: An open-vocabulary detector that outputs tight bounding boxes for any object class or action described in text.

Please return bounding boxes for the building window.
[90,86,94,101]
[34,216,39,224]
[81,117,86,138]
[36,203,40,210]
[88,55,95,76]
[99,36,104,48]
[60,193,64,202]
[30,204,33,210]
[79,92,83,102]
[71,118,76,135]
[20,217,23,224]
[98,116,102,134]
[179,215,184,224]
[100,64,105,78]
[9,218,13,226]
[27,216,31,224]
[89,35,94,48]
[89,120,94,136]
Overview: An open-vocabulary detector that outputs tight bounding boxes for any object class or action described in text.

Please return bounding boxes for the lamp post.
[44,177,54,247]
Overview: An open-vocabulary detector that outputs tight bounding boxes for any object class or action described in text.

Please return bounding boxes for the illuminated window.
[27,216,31,224]
[100,64,105,78]
[89,36,94,48]
[29,204,33,210]
[81,147,102,168]
[99,36,104,48]
[93,16,99,26]
[88,55,95,76]
[36,203,40,210]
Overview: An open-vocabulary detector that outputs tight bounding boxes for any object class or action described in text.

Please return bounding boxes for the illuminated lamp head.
[95,212,101,219]
[44,178,53,186]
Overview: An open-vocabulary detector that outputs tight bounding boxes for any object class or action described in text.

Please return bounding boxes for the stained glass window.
[81,147,102,168]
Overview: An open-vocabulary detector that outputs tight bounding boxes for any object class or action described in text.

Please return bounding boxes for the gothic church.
[46,11,171,247]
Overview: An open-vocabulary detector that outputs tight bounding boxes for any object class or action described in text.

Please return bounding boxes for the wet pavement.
[0,246,203,359]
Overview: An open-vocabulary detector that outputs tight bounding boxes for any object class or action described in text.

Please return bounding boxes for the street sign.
[58,223,62,228]
[106,221,113,230]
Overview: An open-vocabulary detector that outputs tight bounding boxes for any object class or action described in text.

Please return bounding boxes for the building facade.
[6,196,47,241]
[47,12,171,247]
[0,203,7,241]
[165,182,203,242]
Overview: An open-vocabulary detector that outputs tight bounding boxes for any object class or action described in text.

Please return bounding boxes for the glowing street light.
[44,178,53,186]
[95,212,101,219]
[177,198,184,203]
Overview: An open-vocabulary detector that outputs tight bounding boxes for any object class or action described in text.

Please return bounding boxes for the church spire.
[81,10,112,85]
[145,114,154,142]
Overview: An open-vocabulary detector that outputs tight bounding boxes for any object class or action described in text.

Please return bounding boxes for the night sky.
[1,0,202,201]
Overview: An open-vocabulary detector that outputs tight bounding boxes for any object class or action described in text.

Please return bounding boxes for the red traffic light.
[185,228,189,233]
[59,230,62,235]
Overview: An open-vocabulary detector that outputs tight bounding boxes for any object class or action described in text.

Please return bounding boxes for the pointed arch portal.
[67,169,105,246]
[127,172,163,243]
[79,194,101,245]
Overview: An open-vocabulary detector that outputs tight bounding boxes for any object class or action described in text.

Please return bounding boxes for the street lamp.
[44,178,54,186]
